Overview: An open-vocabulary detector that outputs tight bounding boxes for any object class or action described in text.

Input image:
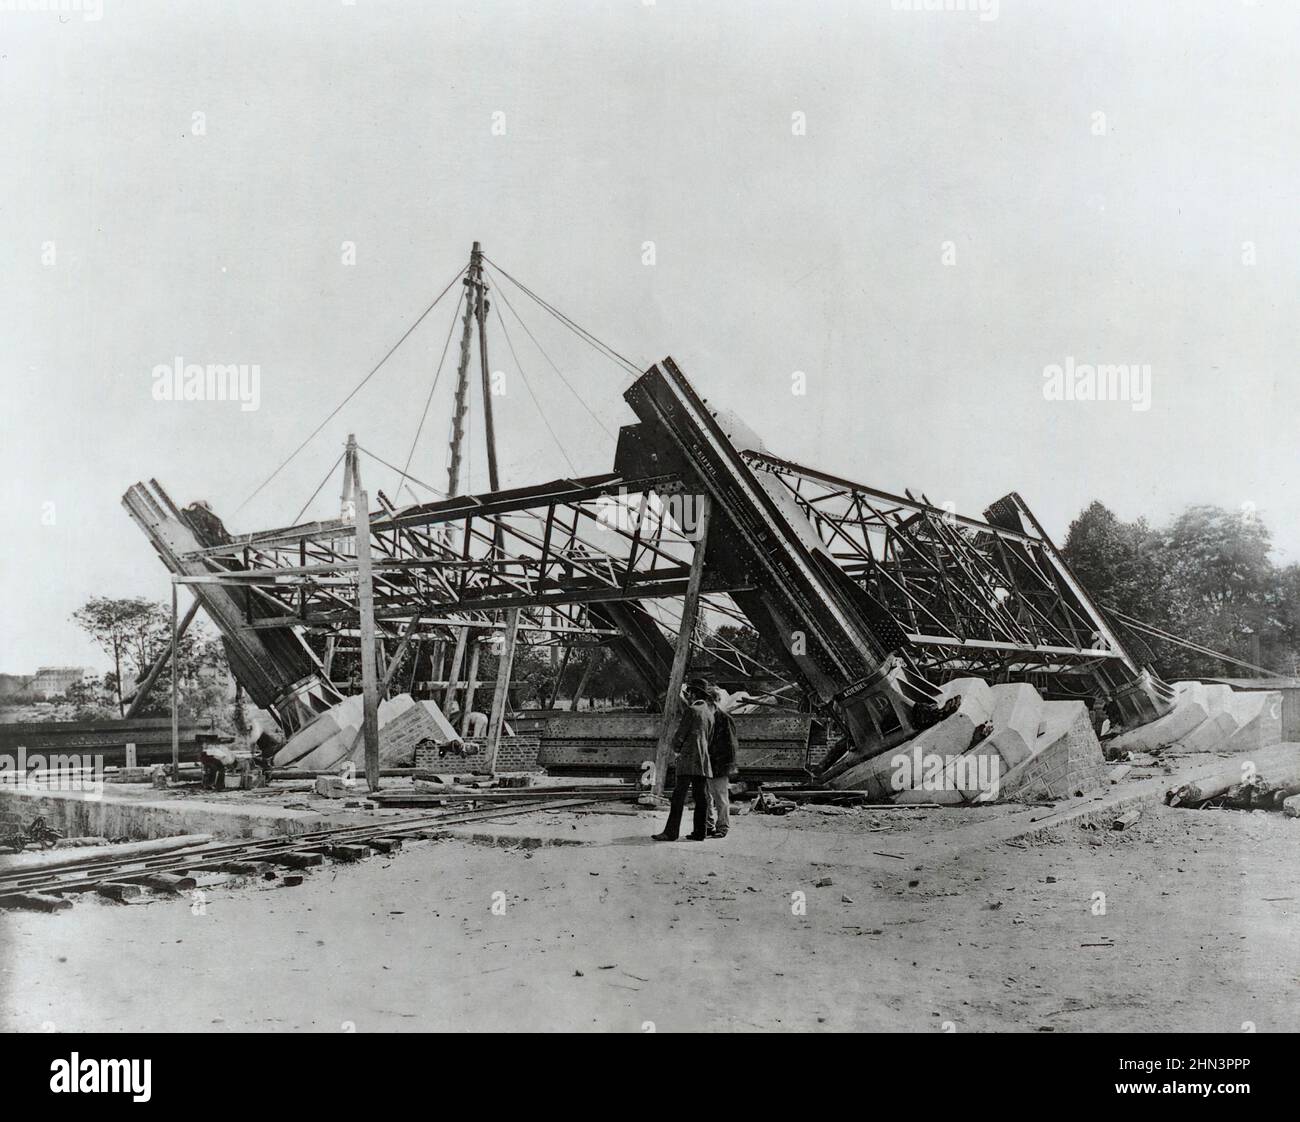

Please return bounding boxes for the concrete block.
[1226,691,1283,753]
[939,677,995,719]
[996,700,1105,801]
[1199,683,1234,718]
[987,682,1044,749]
[830,678,993,795]
[1110,681,1209,753]
[273,703,352,767]
[314,775,352,799]
[901,683,1048,802]
[1167,709,1238,755]
[278,694,460,772]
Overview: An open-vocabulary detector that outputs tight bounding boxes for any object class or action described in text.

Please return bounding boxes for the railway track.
[0,791,633,906]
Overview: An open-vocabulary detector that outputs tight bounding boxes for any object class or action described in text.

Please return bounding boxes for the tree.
[1161,505,1275,675]
[70,597,160,716]
[1061,501,1170,624]
[582,647,642,705]
[129,625,234,726]
[1062,500,1295,679]
[71,596,235,725]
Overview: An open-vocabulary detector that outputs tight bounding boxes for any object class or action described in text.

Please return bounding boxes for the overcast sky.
[3,0,1298,673]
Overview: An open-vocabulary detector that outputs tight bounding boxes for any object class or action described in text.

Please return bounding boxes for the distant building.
[29,666,85,699]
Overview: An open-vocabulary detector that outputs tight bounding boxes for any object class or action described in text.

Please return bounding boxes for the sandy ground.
[1,800,1297,1032]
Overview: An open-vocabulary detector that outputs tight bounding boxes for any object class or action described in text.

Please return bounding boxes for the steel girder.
[128,355,1165,749]
[743,454,1140,687]
[156,470,791,705]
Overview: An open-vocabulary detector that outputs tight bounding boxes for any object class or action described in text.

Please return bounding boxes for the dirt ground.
[1,800,1297,1032]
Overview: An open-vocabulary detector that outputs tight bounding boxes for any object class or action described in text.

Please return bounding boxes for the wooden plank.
[652,495,711,798]
[0,892,72,912]
[570,651,597,711]
[483,609,521,774]
[441,629,468,713]
[461,636,482,736]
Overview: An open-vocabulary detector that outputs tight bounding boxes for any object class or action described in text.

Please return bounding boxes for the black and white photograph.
[1,0,1297,1071]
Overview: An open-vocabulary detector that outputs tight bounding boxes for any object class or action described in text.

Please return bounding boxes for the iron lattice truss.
[173,455,1138,700]
[745,453,1137,684]
[178,472,786,689]
[130,343,1171,754]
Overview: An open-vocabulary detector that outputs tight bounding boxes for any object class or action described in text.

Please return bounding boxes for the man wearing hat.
[652,677,716,842]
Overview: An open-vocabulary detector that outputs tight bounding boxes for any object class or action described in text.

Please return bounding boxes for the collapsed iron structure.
[125,356,1173,763]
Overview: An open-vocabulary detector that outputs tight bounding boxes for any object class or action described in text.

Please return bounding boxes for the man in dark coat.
[705,687,739,838]
[652,678,716,842]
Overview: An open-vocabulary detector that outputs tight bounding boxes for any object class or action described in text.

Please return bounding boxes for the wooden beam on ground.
[651,495,711,797]
[483,609,521,775]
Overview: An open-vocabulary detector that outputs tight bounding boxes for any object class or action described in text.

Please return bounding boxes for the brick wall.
[415,735,541,774]
[1006,707,1107,801]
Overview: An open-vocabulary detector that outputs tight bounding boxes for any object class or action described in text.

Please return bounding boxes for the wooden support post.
[381,613,422,699]
[547,645,573,709]
[651,495,711,798]
[442,628,468,716]
[355,489,381,791]
[446,257,477,501]
[461,635,482,736]
[473,242,501,495]
[406,638,422,696]
[571,650,597,711]
[126,596,199,718]
[430,638,446,694]
[170,582,180,779]
[483,609,520,775]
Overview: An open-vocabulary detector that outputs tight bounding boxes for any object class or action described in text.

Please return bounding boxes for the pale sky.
[3,0,1298,673]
